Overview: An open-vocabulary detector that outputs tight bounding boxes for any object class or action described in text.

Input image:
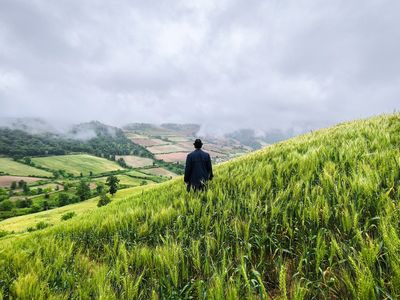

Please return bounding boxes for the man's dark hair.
[194,139,203,149]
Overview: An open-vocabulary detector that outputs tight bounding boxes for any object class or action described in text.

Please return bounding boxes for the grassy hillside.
[0,158,52,177]
[31,154,123,176]
[0,186,155,234]
[0,114,399,299]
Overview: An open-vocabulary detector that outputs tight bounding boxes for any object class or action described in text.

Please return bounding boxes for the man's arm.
[207,154,213,180]
[184,155,192,183]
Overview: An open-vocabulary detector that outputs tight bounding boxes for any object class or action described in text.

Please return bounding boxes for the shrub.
[97,193,111,207]
[58,193,70,206]
[35,222,49,230]
[0,200,14,211]
[61,211,76,221]
[16,198,32,208]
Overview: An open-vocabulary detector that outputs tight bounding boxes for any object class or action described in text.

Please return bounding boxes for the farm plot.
[166,136,191,142]
[141,167,178,178]
[0,176,47,187]
[147,144,188,154]
[32,154,123,176]
[126,170,152,178]
[155,152,188,163]
[95,175,152,187]
[116,155,153,168]
[0,158,53,177]
[131,138,168,147]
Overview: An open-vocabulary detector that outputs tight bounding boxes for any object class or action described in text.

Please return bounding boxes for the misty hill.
[0,117,56,135]
[1,114,399,298]
[123,123,200,136]
[0,120,151,158]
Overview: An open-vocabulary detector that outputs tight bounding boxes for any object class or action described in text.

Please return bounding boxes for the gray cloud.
[0,0,399,135]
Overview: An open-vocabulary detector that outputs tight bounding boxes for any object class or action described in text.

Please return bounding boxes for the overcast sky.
[0,0,399,134]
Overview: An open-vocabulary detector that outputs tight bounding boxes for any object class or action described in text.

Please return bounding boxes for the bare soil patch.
[155,152,188,163]
[0,176,46,187]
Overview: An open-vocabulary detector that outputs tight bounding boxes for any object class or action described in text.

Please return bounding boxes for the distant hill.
[0,120,151,158]
[1,114,399,298]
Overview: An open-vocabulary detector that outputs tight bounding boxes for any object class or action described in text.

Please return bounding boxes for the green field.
[95,175,154,187]
[0,186,154,234]
[0,158,53,177]
[31,154,123,176]
[1,114,400,298]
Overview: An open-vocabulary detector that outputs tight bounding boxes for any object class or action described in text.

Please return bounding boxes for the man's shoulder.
[188,149,209,157]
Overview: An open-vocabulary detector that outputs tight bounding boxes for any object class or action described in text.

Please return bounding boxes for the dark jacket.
[184,149,213,189]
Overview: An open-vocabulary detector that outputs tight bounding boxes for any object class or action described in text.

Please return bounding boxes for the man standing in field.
[184,139,213,192]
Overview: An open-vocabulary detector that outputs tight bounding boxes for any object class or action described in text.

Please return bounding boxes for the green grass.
[0,186,153,234]
[31,154,123,176]
[0,114,399,299]
[0,158,53,177]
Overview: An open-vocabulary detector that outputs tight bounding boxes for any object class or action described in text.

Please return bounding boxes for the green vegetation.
[1,114,399,298]
[0,121,152,158]
[61,211,76,221]
[0,158,52,177]
[0,187,152,234]
[97,193,111,207]
[31,154,123,176]
[106,175,119,196]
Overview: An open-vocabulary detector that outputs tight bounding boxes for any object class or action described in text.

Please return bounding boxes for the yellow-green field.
[0,185,154,234]
[31,154,123,176]
[0,158,53,177]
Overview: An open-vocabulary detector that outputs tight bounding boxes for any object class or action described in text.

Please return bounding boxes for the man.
[184,139,213,191]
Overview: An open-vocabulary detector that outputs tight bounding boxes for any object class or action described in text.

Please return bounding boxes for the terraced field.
[0,176,47,188]
[31,154,123,176]
[115,155,153,168]
[0,158,53,177]
[142,167,179,178]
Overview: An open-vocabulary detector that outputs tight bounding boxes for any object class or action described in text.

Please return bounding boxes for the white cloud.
[0,0,398,133]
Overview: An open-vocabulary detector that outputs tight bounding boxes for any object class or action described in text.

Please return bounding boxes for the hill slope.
[0,114,399,299]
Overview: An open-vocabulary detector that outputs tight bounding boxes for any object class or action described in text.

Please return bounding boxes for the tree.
[96,183,105,195]
[106,175,120,196]
[58,193,70,206]
[97,193,111,207]
[16,198,32,208]
[10,181,17,190]
[0,188,7,202]
[23,183,30,195]
[42,200,49,210]
[76,180,91,201]
[117,158,127,168]
[0,200,14,211]
[18,180,26,189]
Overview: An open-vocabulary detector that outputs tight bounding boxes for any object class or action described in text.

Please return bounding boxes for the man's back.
[184,148,213,190]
